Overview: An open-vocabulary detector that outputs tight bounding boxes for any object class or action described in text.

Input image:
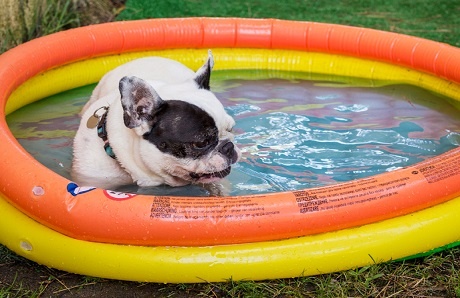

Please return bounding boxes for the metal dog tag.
[86,106,109,129]
[86,114,100,129]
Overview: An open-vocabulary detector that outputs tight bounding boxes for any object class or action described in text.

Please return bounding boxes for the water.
[7,71,460,196]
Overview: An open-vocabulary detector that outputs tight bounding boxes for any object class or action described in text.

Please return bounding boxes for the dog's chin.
[189,166,232,184]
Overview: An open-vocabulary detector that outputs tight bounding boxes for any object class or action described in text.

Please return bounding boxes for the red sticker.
[103,190,137,201]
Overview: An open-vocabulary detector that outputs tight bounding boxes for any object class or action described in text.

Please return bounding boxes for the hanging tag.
[86,114,100,129]
[86,106,108,129]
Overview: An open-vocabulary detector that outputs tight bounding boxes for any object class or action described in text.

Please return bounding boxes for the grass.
[2,0,460,297]
[118,0,460,47]
[0,0,80,54]
[23,0,79,43]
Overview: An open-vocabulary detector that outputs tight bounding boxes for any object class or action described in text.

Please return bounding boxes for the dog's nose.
[218,141,238,163]
[219,141,234,156]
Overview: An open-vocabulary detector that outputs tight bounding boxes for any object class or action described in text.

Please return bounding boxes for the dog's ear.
[194,50,214,90]
[119,76,163,135]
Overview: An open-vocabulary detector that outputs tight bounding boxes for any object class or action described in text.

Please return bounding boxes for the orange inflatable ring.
[2,18,460,250]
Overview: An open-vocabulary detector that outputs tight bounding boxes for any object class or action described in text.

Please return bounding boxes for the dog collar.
[96,107,116,159]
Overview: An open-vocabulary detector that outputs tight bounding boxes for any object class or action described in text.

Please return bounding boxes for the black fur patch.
[194,62,211,90]
[143,100,219,159]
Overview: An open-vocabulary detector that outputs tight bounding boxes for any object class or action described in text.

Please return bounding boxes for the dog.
[71,51,241,189]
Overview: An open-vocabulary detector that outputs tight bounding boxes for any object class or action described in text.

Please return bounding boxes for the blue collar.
[96,107,116,159]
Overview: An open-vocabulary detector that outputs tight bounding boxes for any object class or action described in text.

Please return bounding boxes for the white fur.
[72,54,240,189]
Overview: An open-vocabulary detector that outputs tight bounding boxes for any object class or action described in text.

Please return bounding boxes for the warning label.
[150,196,280,220]
[417,156,460,183]
[293,176,409,213]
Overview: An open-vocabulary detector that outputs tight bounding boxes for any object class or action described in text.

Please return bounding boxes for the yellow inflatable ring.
[1,18,460,282]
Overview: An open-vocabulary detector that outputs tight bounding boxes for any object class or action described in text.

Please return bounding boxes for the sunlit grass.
[0,0,79,53]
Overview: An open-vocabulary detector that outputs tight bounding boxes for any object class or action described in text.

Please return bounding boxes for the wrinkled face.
[142,100,240,184]
[118,51,239,185]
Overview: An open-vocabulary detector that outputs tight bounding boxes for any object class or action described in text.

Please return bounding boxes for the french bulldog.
[71,51,241,189]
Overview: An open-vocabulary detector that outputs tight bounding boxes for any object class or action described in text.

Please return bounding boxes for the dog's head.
[118,52,240,185]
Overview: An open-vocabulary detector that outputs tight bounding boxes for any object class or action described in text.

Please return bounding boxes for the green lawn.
[118,0,460,46]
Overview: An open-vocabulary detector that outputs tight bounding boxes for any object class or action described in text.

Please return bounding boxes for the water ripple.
[234,111,451,191]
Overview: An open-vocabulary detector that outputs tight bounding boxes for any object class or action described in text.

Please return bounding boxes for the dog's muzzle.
[190,166,232,180]
[189,140,239,181]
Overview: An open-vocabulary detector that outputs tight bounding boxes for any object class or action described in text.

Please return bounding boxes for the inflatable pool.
[1,18,460,282]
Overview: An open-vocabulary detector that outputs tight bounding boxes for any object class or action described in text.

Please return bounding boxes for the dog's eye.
[192,141,209,150]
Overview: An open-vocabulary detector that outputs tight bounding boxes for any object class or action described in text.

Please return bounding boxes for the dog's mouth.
[189,166,232,182]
